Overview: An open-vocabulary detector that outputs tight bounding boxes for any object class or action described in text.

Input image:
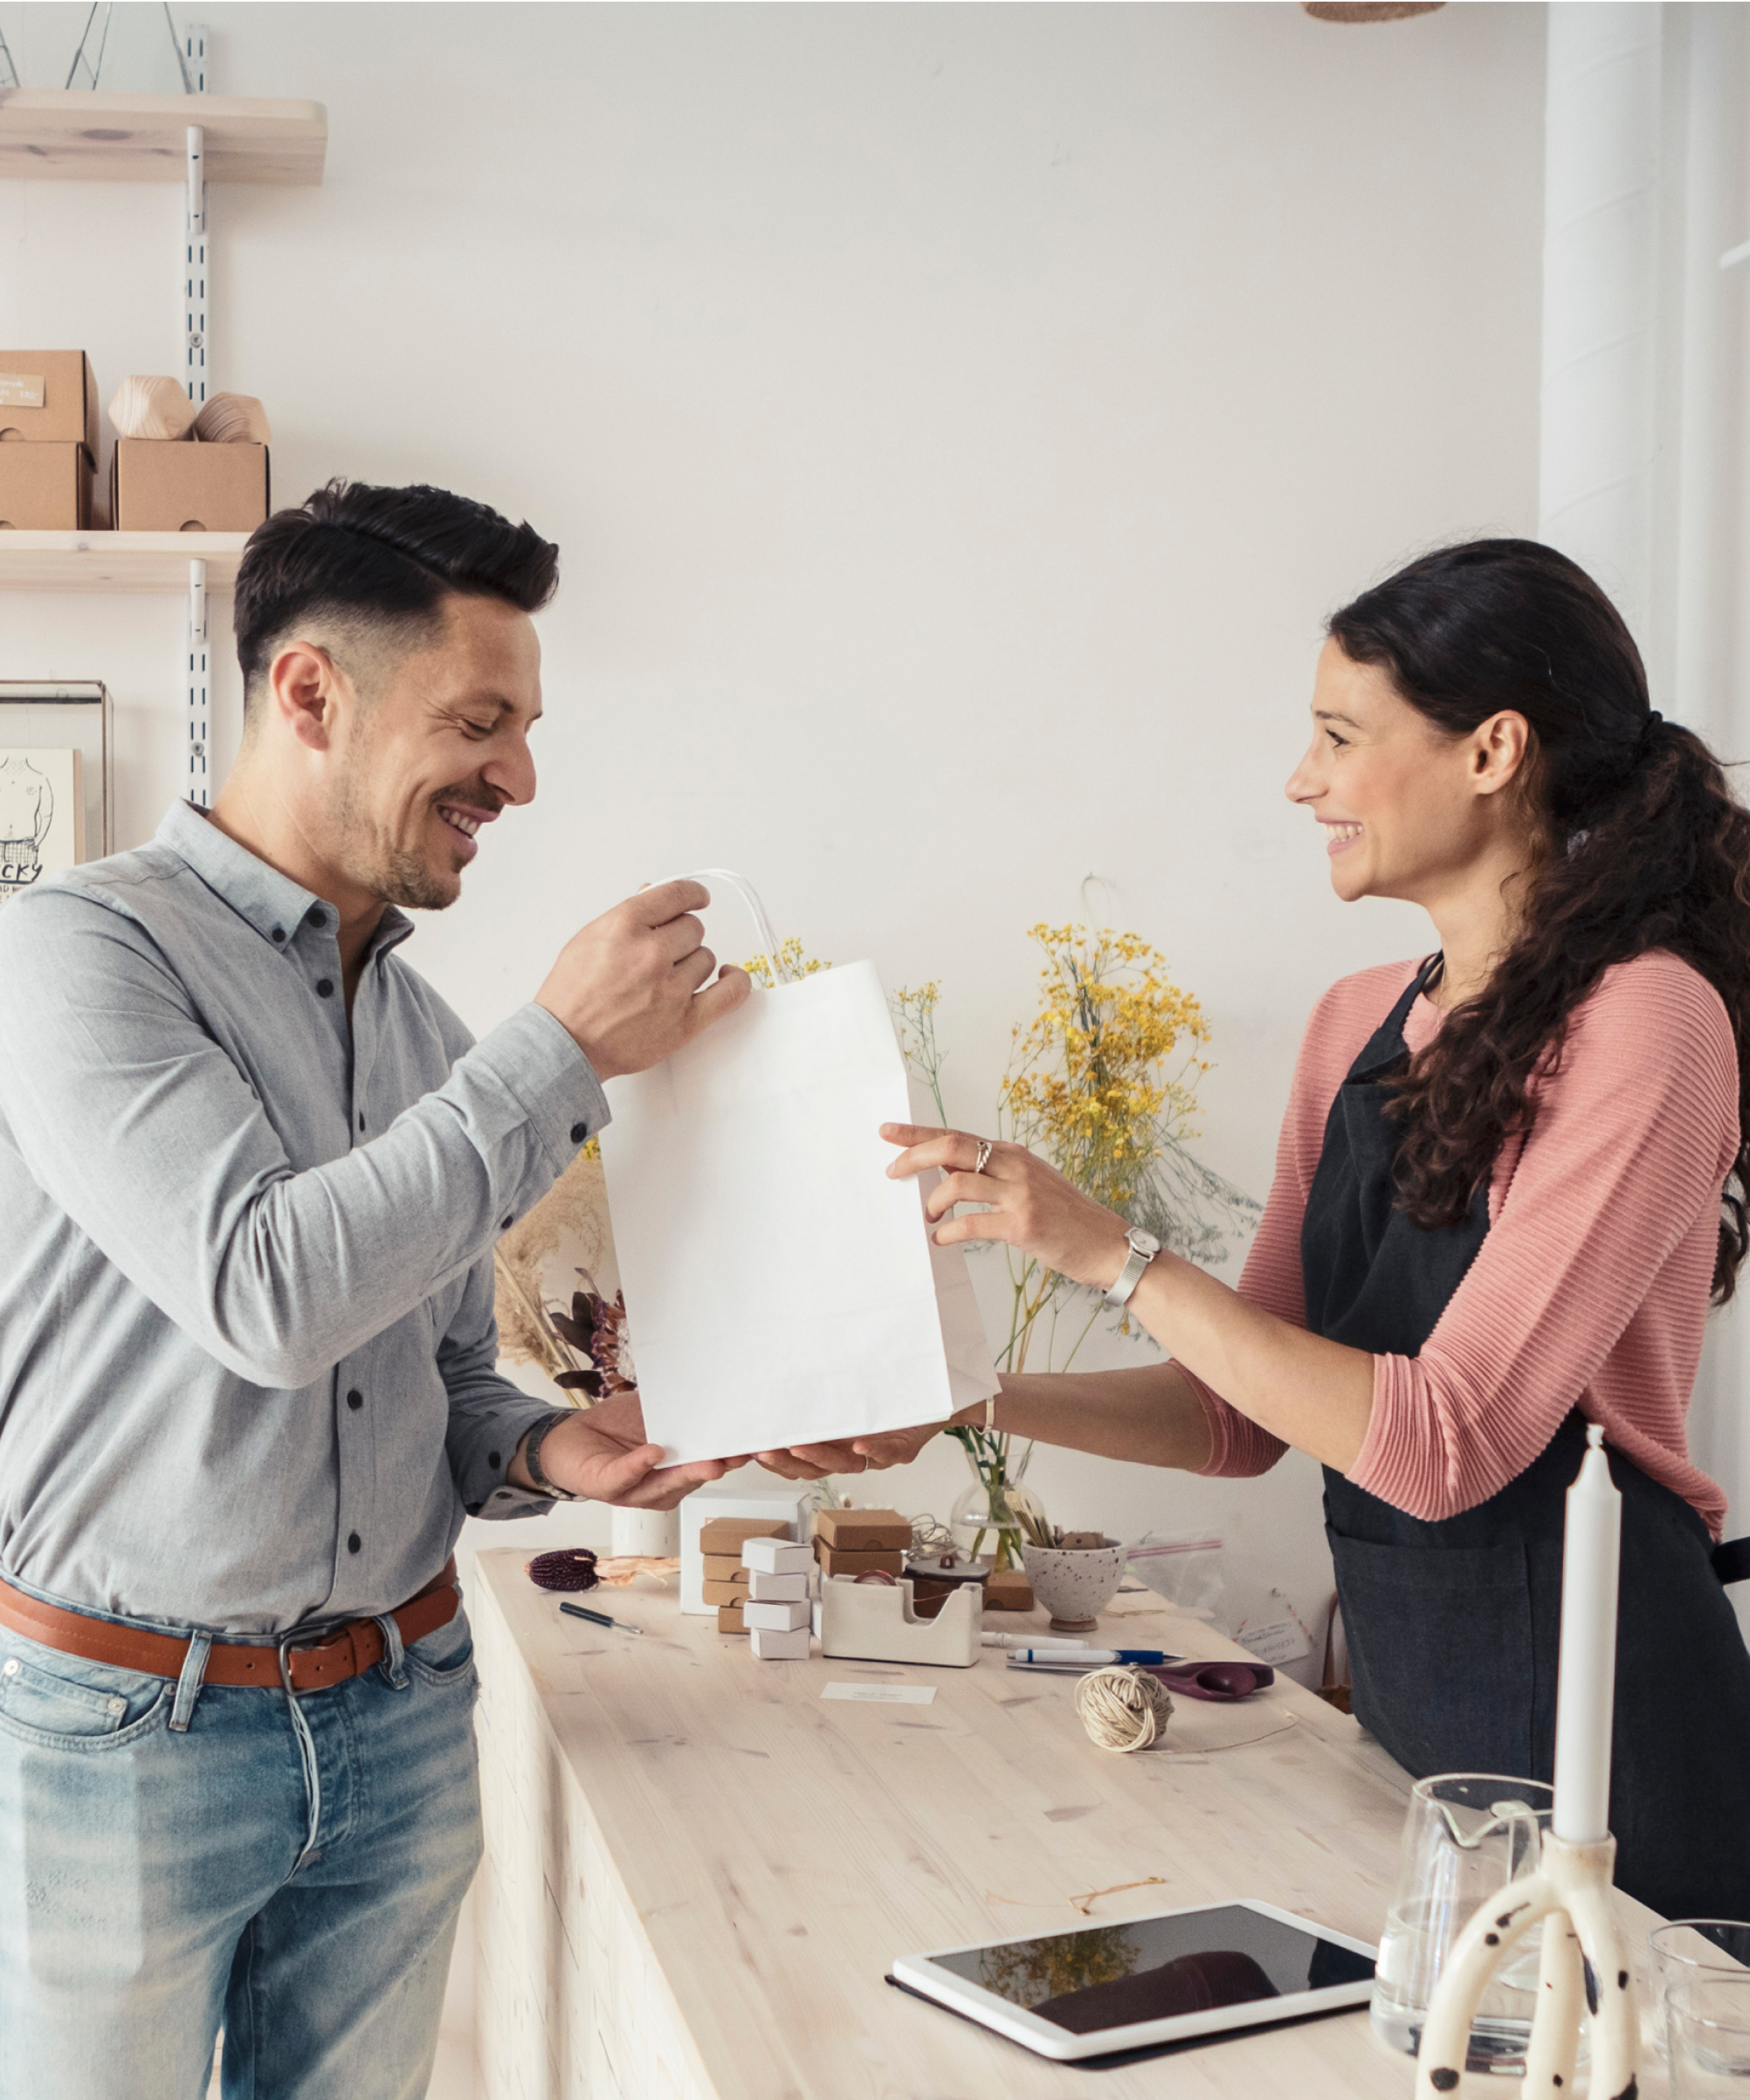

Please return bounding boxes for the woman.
[821,540,1750,1919]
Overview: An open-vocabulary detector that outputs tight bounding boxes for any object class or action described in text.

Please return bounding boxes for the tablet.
[891,1899,1378,2062]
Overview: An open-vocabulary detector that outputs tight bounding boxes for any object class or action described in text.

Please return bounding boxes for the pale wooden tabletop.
[473,1549,1664,2098]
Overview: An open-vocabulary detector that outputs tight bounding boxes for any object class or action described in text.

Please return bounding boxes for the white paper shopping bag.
[596,878,998,1463]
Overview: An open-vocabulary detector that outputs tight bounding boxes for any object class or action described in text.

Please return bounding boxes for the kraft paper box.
[814,1507,912,1553]
[698,1518,789,1558]
[0,443,93,529]
[681,1487,805,1615]
[0,353,99,451]
[984,1569,1034,1611]
[815,1545,905,1578]
[111,438,269,532]
[701,1554,752,1585]
[703,1577,756,1608]
[716,1603,747,1634]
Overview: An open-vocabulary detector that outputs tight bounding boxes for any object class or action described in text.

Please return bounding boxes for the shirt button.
[316,979,334,999]
[569,1123,588,1144]
[347,1388,363,1411]
[359,1113,367,1133]
[488,1451,501,1470]
[271,926,286,944]
[307,906,327,929]
[347,1532,362,1554]
[501,1216,513,1231]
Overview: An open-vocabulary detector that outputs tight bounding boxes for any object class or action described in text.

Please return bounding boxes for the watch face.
[1130,1229,1161,1257]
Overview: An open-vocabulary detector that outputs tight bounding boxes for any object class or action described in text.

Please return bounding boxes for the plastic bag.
[1124,1532,1225,1622]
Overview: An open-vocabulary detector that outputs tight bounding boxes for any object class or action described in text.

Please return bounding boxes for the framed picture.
[0,685,111,907]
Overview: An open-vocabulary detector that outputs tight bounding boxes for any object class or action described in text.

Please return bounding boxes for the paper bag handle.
[685,868,796,984]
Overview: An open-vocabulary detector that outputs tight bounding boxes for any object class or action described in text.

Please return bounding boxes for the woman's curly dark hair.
[1328,538,1750,1304]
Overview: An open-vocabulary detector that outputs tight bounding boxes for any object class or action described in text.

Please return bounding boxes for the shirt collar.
[155,801,417,960]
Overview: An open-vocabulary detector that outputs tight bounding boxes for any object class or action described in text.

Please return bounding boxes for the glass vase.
[949,1436,1037,1571]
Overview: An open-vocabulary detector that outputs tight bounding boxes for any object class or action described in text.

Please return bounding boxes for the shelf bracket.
[187,559,210,809]
[184,122,208,408]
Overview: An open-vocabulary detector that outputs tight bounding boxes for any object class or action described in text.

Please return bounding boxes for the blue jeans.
[0,1600,483,2100]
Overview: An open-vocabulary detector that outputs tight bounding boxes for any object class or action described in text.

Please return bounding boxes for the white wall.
[0,3,1547,1660]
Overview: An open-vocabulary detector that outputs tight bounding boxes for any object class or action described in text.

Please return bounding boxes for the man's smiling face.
[332,592,543,911]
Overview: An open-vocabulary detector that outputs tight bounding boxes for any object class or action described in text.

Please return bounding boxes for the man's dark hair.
[233,479,560,703]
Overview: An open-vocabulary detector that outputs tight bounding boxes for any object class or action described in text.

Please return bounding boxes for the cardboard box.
[744,1598,811,1633]
[697,1517,789,1558]
[681,1489,805,1615]
[741,1537,813,1577]
[747,1569,809,1602]
[984,1569,1034,1611]
[749,1625,810,1661]
[716,1603,747,1635]
[701,1555,752,1585]
[111,438,269,533]
[814,1507,912,1553]
[702,1577,753,1608]
[0,442,93,528]
[816,1545,906,1578]
[0,353,99,451]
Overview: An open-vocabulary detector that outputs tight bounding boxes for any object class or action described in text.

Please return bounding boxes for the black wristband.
[522,1411,580,1500]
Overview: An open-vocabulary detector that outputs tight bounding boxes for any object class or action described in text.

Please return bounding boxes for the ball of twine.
[1075,1665,1175,1753]
[526,1547,599,1593]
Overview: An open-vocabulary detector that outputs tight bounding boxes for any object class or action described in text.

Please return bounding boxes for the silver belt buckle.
[276,1628,332,1697]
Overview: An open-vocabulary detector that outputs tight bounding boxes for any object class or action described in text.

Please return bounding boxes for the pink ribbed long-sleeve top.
[1188,950,1738,1538]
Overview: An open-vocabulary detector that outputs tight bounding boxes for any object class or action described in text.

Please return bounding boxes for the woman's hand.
[881,1122,1131,1292]
[753,1421,945,1481]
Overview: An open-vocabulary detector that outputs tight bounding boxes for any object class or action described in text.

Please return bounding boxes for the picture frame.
[0,682,112,869]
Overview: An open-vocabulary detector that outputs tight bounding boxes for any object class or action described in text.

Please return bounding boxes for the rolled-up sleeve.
[0,890,609,1391]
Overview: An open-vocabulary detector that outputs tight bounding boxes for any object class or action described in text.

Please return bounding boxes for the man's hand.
[513,1391,750,1509]
[753,1421,945,1482]
[535,879,752,1082]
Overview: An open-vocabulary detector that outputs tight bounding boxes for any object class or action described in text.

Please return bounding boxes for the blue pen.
[1007,1647,1182,1667]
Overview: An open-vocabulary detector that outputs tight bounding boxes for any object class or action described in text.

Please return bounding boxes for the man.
[0,479,751,2098]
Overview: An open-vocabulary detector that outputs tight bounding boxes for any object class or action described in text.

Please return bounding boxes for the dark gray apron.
[1303,959,1750,1918]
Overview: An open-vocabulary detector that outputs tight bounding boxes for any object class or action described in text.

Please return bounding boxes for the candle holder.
[1412,1827,1636,2098]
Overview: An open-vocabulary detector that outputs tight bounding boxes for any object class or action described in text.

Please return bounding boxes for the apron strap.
[1712,1538,1750,1586]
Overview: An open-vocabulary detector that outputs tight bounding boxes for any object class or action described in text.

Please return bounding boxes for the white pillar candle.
[1551,1422,1623,1844]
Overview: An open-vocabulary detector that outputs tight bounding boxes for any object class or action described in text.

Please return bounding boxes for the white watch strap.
[1105,1238,1152,1309]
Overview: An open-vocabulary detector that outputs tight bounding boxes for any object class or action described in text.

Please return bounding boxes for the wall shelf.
[0,532,245,593]
[0,89,326,185]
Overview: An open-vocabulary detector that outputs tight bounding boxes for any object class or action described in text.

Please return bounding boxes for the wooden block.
[815,1545,905,1578]
[744,1598,810,1633]
[748,1625,810,1660]
[716,1604,747,1634]
[983,1570,1034,1611]
[747,1570,809,1602]
[702,1554,752,1584]
[699,1517,789,1557]
[741,1537,813,1576]
[814,1507,913,1553]
[702,1577,752,1607]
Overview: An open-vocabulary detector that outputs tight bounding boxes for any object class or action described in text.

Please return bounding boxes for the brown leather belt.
[0,1559,460,1695]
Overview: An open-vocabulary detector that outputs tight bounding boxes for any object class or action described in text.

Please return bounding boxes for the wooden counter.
[469,1549,1662,2098]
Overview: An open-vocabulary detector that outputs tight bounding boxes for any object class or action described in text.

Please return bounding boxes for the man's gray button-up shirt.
[0,802,609,1634]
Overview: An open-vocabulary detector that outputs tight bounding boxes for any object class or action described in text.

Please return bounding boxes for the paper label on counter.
[822,1682,937,1705]
[0,375,45,410]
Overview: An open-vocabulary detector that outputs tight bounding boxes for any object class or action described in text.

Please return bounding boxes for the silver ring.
[973,1138,994,1176]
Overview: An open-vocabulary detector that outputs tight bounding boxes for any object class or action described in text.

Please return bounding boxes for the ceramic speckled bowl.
[1021,1541,1128,1633]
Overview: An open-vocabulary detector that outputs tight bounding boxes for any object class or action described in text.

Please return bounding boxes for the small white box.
[744,1598,811,1632]
[749,1624,810,1661]
[741,1537,814,1576]
[748,1570,809,1602]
